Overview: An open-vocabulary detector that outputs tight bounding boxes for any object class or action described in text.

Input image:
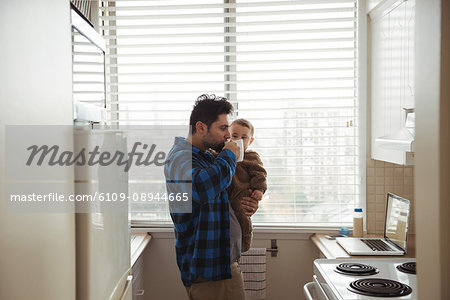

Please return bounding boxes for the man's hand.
[241,196,259,216]
[208,148,219,157]
[222,140,240,160]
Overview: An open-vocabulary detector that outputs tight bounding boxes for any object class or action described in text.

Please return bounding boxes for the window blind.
[72,26,106,108]
[99,0,360,226]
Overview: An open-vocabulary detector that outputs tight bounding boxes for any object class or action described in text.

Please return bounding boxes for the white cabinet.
[132,255,145,300]
[369,0,415,165]
[130,233,151,300]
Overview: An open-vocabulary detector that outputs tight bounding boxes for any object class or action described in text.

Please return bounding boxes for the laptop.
[336,193,411,256]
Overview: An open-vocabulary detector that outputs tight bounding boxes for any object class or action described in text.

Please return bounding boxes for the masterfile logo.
[5,125,192,213]
[25,141,167,172]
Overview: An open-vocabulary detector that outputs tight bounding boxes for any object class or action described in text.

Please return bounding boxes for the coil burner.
[335,263,379,276]
[396,262,416,274]
[348,278,413,297]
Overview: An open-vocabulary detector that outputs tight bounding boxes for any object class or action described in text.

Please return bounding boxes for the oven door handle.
[303,282,315,300]
[313,275,331,300]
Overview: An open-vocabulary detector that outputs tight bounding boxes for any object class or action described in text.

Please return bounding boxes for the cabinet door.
[132,255,145,300]
[370,0,415,165]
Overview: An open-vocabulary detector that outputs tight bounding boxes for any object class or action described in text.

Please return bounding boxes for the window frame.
[100,0,368,230]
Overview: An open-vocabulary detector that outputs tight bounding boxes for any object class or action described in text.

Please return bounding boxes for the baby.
[227,119,267,252]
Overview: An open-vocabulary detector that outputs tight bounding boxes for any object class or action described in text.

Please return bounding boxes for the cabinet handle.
[134,289,145,296]
[303,282,315,300]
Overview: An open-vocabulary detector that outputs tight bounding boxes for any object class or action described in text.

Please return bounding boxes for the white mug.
[225,139,244,162]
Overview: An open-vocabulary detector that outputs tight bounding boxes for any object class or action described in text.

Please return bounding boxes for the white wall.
[0,1,76,299]
[141,232,319,300]
[415,0,450,298]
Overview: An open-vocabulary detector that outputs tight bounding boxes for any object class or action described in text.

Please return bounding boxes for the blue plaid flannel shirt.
[164,137,236,287]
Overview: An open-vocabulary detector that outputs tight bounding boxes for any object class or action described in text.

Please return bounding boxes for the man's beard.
[210,142,225,152]
[202,131,226,152]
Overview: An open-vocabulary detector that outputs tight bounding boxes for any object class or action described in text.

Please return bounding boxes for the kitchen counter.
[131,233,152,267]
[311,233,416,259]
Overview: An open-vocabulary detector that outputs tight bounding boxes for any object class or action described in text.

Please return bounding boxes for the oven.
[303,258,417,300]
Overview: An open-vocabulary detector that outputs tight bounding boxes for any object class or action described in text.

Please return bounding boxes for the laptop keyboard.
[361,239,393,251]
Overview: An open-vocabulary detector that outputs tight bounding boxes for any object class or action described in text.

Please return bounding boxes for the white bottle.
[353,208,364,237]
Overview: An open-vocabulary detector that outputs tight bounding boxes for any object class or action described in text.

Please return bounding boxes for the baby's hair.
[231,118,255,137]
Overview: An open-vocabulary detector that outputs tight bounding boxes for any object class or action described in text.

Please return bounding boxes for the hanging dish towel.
[239,248,266,299]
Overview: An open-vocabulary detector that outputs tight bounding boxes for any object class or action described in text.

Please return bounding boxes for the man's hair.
[231,118,255,137]
[190,94,234,133]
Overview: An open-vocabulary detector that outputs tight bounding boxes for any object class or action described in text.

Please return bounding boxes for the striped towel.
[239,248,267,299]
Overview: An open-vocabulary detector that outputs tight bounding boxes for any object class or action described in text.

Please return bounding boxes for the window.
[100,0,360,227]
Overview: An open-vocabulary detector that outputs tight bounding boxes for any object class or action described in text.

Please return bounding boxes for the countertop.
[131,233,152,267]
[311,233,416,259]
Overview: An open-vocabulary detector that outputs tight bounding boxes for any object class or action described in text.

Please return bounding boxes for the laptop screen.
[384,193,411,250]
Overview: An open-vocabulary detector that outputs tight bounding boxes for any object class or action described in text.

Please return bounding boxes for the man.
[164,94,258,300]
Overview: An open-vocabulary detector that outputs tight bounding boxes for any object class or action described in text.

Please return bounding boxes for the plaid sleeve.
[191,149,236,204]
[166,148,236,204]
